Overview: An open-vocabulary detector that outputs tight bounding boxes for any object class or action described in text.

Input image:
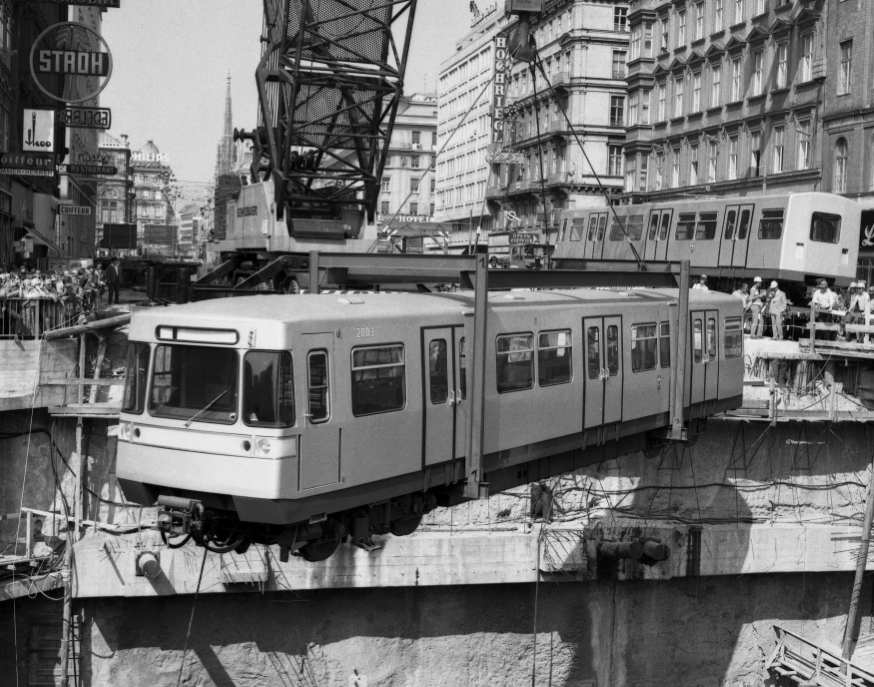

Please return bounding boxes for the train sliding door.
[719,204,755,267]
[644,209,673,262]
[688,310,720,406]
[299,333,341,490]
[585,212,608,260]
[583,316,623,429]
[422,327,458,466]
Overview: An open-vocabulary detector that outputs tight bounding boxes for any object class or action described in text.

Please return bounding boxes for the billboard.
[144,224,176,245]
[100,223,136,249]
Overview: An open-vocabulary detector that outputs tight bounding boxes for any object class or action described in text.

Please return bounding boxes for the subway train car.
[117,289,743,560]
[553,193,860,298]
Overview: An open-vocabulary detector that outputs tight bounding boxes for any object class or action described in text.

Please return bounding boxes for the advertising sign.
[59,205,92,215]
[0,152,56,177]
[491,36,508,144]
[23,109,55,152]
[100,223,136,249]
[144,224,176,245]
[509,232,538,245]
[29,23,113,104]
[38,0,120,7]
[61,106,111,130]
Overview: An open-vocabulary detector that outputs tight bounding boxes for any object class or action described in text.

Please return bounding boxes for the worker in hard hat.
[692,274,709,291]
[749,276,765,338]
[767,280,788,340]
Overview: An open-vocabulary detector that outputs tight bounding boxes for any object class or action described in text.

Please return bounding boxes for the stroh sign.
[29,23,113,104]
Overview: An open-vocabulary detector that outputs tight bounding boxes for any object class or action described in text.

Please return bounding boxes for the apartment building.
[489,1,631,238]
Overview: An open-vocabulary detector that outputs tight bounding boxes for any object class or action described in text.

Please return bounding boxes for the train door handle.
[448,391,456,406]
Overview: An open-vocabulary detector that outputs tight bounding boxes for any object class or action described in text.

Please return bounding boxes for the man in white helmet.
[767,280,788,340]
[749,276,765,338]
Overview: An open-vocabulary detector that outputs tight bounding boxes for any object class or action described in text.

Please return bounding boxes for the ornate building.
[214,74,236,181]
[131,140,176,256]
[95,132,133,249]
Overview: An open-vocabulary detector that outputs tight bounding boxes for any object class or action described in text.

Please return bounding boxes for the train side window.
[586,215,598,241]
[758,209,784,239]
[648,213,660,241]
[459,337,467,400]
[307,351,330,422]
[609,214,644,241]
[706,318,717,359]
[570,217,586,241]
[597,215,607,240]
[693,319,703,363]
[122,342,150,414]
[606,325,620,376]
[659,322,671,368]
[559,217,569,242]
[676,212,696,240]
[810,212,842,244]
[351,344,405,416]
[538,330,572,386]
[723,210,737,239]
[244,351,295,427]
[429,340,448,404]
[659,211,671,240]
[587,327,601,379]
[496,333,534,393]
[631,323,657,372]
[724,317,743,357]
[737,209,751,239]
[695,212,718,240]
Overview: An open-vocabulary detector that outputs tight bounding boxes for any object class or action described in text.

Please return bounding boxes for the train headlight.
[120,422,133,441]
[256,438,272,456]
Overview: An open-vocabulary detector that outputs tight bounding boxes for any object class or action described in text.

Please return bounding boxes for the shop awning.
[25,227,62,255]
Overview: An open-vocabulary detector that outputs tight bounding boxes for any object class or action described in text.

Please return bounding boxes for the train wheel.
[299,536,341,562]
[281,277,300,294]
[390,515,422,537]
[643,436,667,460]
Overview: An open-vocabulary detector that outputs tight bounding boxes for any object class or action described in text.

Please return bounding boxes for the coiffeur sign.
[0,152,55,177]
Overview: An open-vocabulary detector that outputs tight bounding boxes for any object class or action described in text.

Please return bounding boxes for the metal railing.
[768,625,874,687]
[0,298,80,339]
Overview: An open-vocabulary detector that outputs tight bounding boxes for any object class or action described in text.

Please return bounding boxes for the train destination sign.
[29,23,113,104]
[61,107,111,130]
[0,152,55,177]
[59,205,92,216]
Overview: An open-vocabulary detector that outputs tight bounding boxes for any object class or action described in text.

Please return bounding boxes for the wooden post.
[809,301,816,351]
[670,260,691,440]
[59,533,73,687]
[308,251,320,295]
[76,334,86,405]
[464,253,489,499]
[842,436,874,661]
[75,417,85,539]
[88,334,107,404]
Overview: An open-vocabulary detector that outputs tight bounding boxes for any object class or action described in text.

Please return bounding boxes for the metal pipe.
[464,252,489,499]
[670,260,691,440]
[146,266,158,301]
[308,250,320,294]
[597,540,644,560]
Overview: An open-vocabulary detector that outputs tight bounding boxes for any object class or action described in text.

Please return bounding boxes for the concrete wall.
[5,572,846,687]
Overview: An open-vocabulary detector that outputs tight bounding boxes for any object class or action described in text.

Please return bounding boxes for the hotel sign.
[491,36,508,143]
[29,23,113,104]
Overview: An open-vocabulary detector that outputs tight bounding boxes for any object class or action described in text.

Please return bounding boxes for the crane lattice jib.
[255,0,418,223]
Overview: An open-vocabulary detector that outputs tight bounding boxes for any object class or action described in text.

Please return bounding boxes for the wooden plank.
[43,312,131,340]
[845,325,874,334]
[40,377,125,386]
[48,404,120,417]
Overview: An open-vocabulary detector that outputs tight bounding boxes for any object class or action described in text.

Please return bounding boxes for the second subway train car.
[553,193,861,296]
[116,289,743,559]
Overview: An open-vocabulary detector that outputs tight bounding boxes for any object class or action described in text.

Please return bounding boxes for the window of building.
[630,25,641,60]
[752,51,763,95]
[410,178,420,194]
[614,6,628,32]
[351,345,405,416]
[692,71,702,111]
[657,83,667,121]
[674,77,684,117]
[496,333,534,393]
[797,120,810,170]
[708,140,718,182]
[772,125,784,174]
[724,318,743,357]
[695,2,704,40]
[690,143,699,185]
[643,22,653,56]
[610,96,625,127]
[671,147,680,187]
[608,145,623,176]
[538,330,572,386]
[412,130,420,146]
[678,10,686,44]
[728,135,738,180]
[758,209,784,239]
[776,42,788,89]
[380,201,389,214]
[801,34,813,82]
[411,155,420,168]
[612,50,627,79]
[835,138,848,193]
[715,0,724,31]
[628,93,639,127]
[711,64,722,106]
[641,88,651,124]
[734,0,744,23]
[638,155,649,191]
[654,152,664,190]
[750,130,761,176]
[381,176,391,191]
[625,158,636,192]
[410,202,418,215]
[810,212,842,244]
[660,17,669,52]
[840,41,852,95]
[756,0,765,14]
[730,57,742,101]
[631,323,658,372]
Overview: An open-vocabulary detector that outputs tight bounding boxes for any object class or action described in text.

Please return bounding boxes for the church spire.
[215,72,235,179]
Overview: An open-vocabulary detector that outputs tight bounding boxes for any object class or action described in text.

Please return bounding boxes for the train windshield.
[810,212,841,243]
[149,345,239,424]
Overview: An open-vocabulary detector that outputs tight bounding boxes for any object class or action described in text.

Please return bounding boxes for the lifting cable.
[528,47,646,271]
[175,545,209,687]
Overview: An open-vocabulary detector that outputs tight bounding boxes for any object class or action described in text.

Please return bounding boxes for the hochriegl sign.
[23,109,55,152]
[29,23,113,104]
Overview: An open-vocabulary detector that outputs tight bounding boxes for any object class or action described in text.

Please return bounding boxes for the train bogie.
[117,289,743,558]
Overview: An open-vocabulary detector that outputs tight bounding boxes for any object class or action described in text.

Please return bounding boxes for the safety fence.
[0,297,81,339]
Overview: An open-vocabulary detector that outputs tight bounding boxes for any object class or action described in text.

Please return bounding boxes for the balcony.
[550,71,572,89]
[485,183,508,199]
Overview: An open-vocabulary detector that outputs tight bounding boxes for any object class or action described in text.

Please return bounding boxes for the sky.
[100,0,472,185]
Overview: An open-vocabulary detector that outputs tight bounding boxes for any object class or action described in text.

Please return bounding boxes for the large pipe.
[597,540,644,561]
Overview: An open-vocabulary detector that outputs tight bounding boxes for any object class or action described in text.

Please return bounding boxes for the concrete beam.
[0,571,63,602]
[70,523,874,599]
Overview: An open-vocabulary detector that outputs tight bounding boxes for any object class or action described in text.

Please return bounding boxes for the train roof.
[130,288,736,341]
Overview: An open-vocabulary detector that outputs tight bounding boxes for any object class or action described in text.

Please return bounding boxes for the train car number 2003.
[356,327,375,338]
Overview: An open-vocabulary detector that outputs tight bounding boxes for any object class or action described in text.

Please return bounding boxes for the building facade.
[131,141,176,255]
[622,0,827,202]
[96,132,133,249]
[377,92,438,225]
